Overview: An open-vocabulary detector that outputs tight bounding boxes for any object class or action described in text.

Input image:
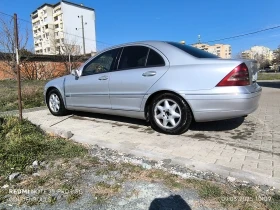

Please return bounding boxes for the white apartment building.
[241,46,274,61]
[31,0,96,55]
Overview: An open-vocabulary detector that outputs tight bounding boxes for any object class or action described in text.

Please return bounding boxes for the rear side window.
[146,49,165,67]
[118,46,149,69]
[167,42,219,58]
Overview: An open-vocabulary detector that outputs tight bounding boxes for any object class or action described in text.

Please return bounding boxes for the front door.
[65,48,119,109]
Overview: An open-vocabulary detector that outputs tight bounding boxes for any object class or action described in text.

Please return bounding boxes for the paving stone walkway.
[21,82,280,188]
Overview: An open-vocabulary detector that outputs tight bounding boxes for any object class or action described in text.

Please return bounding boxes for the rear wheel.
[149,93,192,134]
[47,89,68,116]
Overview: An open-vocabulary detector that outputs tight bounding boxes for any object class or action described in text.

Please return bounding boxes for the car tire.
[149,93,192,135]
[47,89,68,116]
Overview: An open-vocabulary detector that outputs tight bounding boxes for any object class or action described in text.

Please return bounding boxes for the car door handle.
[98,75,108,80]
[142,71,156,77]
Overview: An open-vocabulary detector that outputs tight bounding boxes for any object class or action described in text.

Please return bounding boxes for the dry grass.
[0,80,47,112]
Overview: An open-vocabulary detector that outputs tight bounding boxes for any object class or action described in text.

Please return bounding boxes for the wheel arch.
[45,86,66,107]
[144,90,195,122]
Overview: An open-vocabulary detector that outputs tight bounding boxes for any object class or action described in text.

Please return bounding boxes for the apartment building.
[192,43,232,59]
[241,46,274,61]
[31,0,96,55]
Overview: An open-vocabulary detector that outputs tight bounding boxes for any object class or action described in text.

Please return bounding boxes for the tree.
[0,15,29,78]
[273,46,280,65]
[253,53,271,69]
[49,33,84,75]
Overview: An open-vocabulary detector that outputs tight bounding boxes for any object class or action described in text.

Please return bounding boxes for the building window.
[45,25,48,29]
[55,24,59,29]
[54,16,58,21]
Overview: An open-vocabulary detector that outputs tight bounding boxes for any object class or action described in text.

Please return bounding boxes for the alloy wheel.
[154,99,182,129]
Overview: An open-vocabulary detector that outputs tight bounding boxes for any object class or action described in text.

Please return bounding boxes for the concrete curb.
[0,106,47,116]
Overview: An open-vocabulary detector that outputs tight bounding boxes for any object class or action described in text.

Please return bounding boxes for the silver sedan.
[44,41,262,134]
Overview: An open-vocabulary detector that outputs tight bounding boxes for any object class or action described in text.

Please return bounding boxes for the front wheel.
[47,89,68,116]
[149,93,192,135]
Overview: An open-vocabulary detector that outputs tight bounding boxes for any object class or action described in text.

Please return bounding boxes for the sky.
[1,0,280,56]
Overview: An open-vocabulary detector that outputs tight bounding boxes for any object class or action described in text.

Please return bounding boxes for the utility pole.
[81,15,86,55]
[76,15,86,55]
[14,13,23,122]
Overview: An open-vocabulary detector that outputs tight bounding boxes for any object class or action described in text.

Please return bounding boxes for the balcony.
[34,45,42,50]
[53,7,62,16]
[32,17,40,24]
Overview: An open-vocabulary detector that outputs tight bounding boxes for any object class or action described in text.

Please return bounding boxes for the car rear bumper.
[182,84,262,122]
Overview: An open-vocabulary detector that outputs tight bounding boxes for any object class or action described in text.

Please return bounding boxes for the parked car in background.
[44,41,262,134]
[259,68,274,73]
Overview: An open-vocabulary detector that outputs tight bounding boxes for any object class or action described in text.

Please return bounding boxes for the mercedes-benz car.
[44,41,262,134]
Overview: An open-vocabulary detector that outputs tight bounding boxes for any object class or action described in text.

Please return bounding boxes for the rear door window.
[118,46,149,70]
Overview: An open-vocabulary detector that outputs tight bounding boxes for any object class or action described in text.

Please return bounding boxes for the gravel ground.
[1,145,278,210]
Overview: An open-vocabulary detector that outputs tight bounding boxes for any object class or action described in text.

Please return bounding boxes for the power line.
[0,11,13,18]
[200,25,280,44]
[0,10,112,46]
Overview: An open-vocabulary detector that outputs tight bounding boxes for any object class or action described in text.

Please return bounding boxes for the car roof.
[98,41,198,65]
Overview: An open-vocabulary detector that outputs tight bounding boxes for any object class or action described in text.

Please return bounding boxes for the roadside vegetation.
[258,73,280,80]
[0,116,87,177]
[0,80,47,112]
[0,116,279,209]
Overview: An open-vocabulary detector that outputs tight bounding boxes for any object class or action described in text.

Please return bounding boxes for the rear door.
[109,45,169,111]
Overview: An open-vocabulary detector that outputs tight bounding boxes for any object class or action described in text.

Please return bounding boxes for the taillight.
[216,63,250,86]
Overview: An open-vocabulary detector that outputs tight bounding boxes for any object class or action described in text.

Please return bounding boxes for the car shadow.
[71,111,245,132]
[71,111,149,126]
[189,117,245,132]
[149,195,191,210]
[258,81,280,89]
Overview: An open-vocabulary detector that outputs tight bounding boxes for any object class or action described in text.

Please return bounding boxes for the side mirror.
[71,69,80,79]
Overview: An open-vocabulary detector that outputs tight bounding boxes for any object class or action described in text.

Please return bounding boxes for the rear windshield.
[167,42,219,58]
